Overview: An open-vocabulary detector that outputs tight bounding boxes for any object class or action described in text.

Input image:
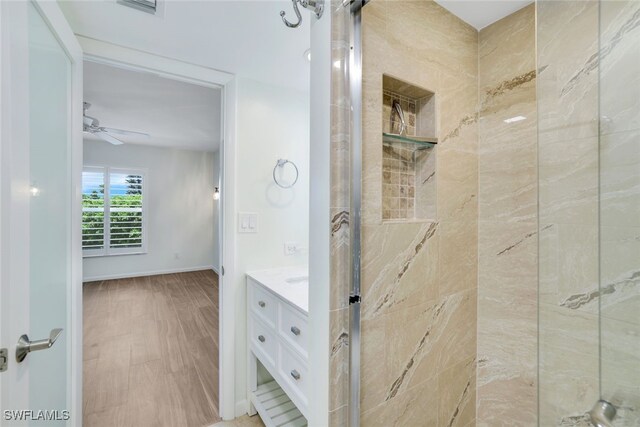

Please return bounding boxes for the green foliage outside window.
[82,175,143,250]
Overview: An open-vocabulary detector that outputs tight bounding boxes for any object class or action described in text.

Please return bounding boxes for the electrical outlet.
[284,241,298,255]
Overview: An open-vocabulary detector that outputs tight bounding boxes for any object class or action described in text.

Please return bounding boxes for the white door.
[0,1,83,426]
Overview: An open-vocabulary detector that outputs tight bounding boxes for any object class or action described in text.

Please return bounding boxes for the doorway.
[80,59,225,426]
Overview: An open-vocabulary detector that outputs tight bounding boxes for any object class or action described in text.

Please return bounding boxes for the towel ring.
[273,159,299,189]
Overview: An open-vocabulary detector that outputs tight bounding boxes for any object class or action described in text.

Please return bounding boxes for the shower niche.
[382,74,437,221]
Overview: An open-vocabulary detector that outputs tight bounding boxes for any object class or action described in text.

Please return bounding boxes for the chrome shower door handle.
[16,328,63,363]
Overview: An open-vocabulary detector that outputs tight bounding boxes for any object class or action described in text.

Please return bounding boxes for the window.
[82,167,146,257]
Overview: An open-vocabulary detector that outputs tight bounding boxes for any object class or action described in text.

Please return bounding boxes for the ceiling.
[434,0,533,29]
[83,60,222,151]
[60,1,311,92]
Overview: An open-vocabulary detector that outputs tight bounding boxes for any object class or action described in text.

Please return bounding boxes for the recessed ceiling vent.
[117,0,158,14]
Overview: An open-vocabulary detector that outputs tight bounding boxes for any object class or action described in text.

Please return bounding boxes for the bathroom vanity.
[246,266,309,427]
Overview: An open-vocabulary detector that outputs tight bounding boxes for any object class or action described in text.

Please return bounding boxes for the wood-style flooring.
[83,270,220,427]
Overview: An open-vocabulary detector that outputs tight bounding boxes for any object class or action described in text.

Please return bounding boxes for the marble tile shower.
[326,1,639,425]
[477,5,537,426]
[360,1,478,425]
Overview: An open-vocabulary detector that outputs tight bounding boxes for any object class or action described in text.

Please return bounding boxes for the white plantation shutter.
[82,167,146,257]
[82,168,106,254]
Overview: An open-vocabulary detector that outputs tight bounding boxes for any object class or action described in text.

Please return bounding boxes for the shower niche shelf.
[382,75,437,222]
[383,132,438,148]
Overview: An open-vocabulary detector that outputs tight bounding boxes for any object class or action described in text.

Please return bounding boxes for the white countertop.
[246,265,309,313]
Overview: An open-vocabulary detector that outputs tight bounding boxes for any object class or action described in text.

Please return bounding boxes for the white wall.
[232,76,310,410]
[307,12,331,427]
[59,0,311,91]
[83,140,216,281]
[60,1,317,416]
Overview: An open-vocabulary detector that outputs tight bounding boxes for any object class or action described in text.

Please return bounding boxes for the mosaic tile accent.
[382,142,416,220]
[381,89,436,221]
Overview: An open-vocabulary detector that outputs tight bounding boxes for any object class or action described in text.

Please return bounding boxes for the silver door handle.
[16,328,63,363]
[290,369,301,380]
[258,335,266,343]
[290,326,301,336]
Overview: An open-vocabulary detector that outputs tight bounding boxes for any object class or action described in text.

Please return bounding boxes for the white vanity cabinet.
[246,269,309,427]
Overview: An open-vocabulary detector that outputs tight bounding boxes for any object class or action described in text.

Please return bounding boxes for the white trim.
[77,35,231,88]
[77,37,238,421]
[82,265,215,283]
[235,399,249,418]
[220,77,237,421]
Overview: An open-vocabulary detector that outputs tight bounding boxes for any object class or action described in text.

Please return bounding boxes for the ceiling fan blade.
[101,127,150,138]
[95,131,124,146]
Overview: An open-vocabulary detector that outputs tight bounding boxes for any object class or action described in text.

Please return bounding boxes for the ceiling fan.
[83,102,150,145]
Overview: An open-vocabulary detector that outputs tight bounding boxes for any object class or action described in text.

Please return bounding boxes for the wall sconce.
[30,183,41,197]
[213,187,220,200]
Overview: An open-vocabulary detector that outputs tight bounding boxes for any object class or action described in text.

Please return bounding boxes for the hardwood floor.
[83,270,220,427]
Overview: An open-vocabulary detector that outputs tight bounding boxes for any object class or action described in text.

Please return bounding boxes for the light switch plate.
[238,212,258,233]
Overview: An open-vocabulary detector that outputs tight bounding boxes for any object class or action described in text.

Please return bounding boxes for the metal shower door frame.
[348,1,366,426]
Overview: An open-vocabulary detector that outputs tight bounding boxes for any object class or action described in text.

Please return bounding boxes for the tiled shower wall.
[360,1,478,425]
[477,5,538,426]
[329,1,638,426]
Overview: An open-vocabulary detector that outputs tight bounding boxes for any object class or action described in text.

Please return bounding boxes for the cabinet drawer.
[249,316,277,368]
[279,304,308,358]
[249,280,277,327]
[278,343,308,407]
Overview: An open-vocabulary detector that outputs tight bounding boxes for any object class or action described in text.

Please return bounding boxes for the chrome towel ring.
[273,159,299,189]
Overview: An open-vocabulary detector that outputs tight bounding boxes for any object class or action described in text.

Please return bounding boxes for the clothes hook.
[280,0,302,28]
[280,0,324,29]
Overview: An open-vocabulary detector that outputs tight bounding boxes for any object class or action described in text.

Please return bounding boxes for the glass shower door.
[598,0,640,425]
[537,0,639,425]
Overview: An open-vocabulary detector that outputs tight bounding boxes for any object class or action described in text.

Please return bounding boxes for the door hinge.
[0,348,8,372]
[349,294,361,305]
[221,266,225,276]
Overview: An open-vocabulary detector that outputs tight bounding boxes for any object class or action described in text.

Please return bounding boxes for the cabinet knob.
[258,335,265,343]
[290,369,301,381]
[290,326,301,336]
[258,301,266,308]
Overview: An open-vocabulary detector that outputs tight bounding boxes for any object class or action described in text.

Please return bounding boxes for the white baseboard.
[212,265,220,275]
[83,265,215,282]
[234,399,248,419]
